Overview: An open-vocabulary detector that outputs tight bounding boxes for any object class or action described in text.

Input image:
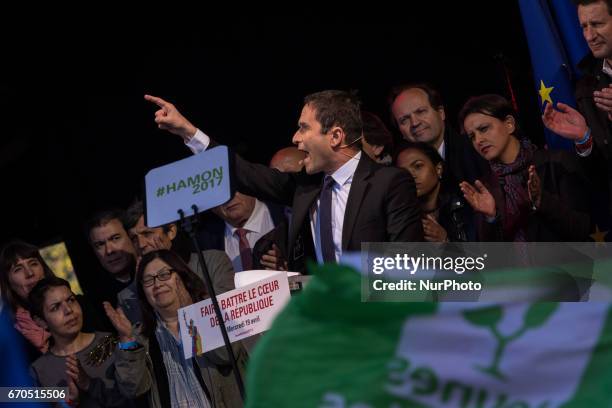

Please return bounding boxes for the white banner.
[179,271,291,358]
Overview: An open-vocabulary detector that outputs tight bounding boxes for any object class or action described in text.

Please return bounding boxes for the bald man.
[269,146,307,173]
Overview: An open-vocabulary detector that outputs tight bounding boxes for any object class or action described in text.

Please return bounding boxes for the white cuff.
[185,129,210,154]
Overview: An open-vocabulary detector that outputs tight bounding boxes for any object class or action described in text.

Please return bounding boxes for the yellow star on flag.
[538,80,554,106]
[590,225,609,243]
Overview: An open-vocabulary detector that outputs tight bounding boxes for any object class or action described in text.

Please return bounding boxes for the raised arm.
[145,95,300,206]
[145,94,198,142]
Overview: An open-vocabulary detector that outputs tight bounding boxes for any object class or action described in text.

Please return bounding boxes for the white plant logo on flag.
[387,303,609,407]
[462,303,558,381]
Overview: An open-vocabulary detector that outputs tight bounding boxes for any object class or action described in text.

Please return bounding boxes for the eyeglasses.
[141,269,175,287]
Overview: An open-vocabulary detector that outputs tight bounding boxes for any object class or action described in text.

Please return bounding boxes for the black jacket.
[478,149,591,242]
[252,218,290,270]
[575,55,612,214]
[213,144,424,271]
[437,188,477,242]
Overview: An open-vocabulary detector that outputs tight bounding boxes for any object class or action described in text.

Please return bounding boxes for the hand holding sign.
[144,94,198,142]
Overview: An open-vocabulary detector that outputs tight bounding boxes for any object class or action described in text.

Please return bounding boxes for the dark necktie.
[235,228,253,270]
[319,175,336,263]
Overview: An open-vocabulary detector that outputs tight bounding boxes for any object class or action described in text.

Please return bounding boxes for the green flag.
[246,263,612,407]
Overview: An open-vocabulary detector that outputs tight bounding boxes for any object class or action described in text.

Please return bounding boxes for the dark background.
[0,6,545,294]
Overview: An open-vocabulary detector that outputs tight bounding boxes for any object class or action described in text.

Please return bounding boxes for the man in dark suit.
[86,210,138,307]
[196,193,285,271]
[542,0,612,216]
[144,90,423,271]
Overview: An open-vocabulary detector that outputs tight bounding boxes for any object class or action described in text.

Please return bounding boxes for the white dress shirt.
[438,139,446,160]
[310,151,360,263]
[602,59,612,78]
[185,129,361,264]
[224,198,275,272]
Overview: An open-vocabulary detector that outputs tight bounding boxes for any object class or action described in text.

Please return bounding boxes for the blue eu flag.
[518,0,589,150]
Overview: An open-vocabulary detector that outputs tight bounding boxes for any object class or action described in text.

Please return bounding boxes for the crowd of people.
[2,0,612,406]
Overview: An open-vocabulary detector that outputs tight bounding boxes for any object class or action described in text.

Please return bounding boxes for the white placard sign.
[178,272,290,359]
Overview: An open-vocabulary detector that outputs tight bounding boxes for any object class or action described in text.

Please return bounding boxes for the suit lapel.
[341,154,374,250]
[287,156,375,257]
[288,182,321,258]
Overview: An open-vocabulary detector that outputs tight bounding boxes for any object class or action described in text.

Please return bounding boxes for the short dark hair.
[361,111,394,156]
[457,94,523,138]
[136,250,208,337]
[85,209,126,239]
[28,276,72,320]
[394,140,444,168]
[303,90,363,146]
[123,200,144,230]
[0,240,55,314]
[572,0,612,15]
[124,200,172,233]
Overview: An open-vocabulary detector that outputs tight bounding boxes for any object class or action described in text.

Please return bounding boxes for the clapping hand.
[66,354,90,402]
[594,85,612,121]
[459,180,496,218]
[542,102,588,141]
[103,302,134,343]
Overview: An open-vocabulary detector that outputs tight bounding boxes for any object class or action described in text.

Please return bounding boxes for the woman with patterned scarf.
[457,94,591,242]
[108,249,247,408]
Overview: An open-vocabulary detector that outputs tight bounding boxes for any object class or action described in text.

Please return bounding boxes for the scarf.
[490,139,537,242]
[155,319,211,408]
[14,306,50,353]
